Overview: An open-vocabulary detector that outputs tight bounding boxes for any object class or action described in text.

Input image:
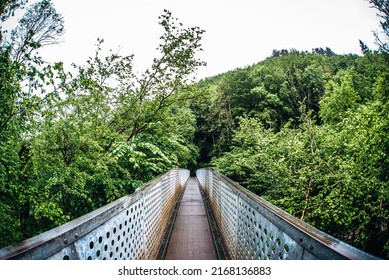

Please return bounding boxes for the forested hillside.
[191,49,388,259]
[1,0,388,259]
[188,1,389,259]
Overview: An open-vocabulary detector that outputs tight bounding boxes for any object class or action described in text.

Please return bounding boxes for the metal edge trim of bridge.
[196,176,227,260]
[156,179,187,260]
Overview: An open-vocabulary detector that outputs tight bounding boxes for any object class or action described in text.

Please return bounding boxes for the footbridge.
[0,168,378,260]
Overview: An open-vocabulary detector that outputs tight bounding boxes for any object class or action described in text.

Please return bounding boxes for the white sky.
[4,0,381,80]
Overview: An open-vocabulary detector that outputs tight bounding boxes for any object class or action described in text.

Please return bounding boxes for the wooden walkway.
[164,177,217,260]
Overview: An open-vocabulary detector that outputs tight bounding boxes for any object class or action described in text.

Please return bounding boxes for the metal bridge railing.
[196,168,379,260]
[0,168,190,260]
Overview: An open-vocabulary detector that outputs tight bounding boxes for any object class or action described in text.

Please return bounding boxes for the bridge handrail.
[0,168,190,260]
[196,168,379,260]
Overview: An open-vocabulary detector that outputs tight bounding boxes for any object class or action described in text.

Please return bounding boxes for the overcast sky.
[5,0,382,80]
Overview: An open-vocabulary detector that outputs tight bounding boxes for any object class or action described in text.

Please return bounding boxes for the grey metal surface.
[196,168,379,260]
[164,177,217,260]
[0,168,190,260]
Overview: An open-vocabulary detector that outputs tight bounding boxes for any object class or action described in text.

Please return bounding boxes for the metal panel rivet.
[310,245,314,250]
[299,237,304,242]
[75,233,79,239]
[64,238,68,244]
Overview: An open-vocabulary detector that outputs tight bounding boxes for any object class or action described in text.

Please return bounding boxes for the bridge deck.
[164,177,217,260]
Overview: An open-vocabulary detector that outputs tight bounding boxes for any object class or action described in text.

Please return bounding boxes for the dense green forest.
[0,1,204,248]
[1,0,388,259]
[192,50,388,259]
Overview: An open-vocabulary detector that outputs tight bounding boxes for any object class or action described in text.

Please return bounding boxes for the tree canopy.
[0,0,387,260]
[0,2,204,247]
[195,49,388,259]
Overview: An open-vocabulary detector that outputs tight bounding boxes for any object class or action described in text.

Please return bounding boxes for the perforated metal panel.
[236,199,302,260]
[0,169,190,260]
[196,168,378,260]
[208,174,220,225]
[207,178,297,260]
[219,181,238,259]
[144,170,181,259]
[65,198,145,260]
[144,181,163,259]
